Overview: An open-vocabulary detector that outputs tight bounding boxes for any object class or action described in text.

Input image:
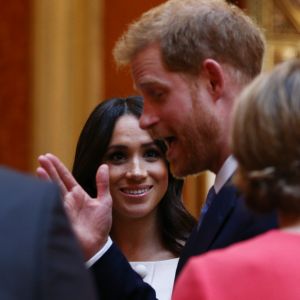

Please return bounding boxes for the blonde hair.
[114,0,265,81]
[232,59,300,214]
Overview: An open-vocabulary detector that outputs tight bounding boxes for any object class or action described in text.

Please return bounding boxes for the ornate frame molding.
[274,0,300,32]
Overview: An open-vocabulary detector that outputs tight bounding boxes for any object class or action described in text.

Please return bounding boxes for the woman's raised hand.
[37,153,112,260]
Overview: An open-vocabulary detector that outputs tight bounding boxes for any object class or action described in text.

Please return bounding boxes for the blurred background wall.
[0,1,31,171]
[1,0,299,218]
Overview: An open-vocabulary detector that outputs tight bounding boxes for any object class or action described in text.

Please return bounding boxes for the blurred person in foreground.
[0,166,97,300]
[173,59,300,300]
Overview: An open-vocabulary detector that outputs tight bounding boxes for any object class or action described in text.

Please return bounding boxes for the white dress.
[130,258,179,300]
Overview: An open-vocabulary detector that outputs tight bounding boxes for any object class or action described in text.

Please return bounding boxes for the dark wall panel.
[0,1,31,171]
[103,0,164,99]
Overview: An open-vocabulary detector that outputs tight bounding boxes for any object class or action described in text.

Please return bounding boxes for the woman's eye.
[144,149,161,161]
[107,151,126,163]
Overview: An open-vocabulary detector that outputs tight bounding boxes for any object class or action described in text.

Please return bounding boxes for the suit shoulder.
[0,166,60,212]
[0,166,57,192]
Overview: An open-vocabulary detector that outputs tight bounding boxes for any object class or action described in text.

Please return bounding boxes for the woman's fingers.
[45,153,78,191]
[38,154,68,195]
[36,166,51,181]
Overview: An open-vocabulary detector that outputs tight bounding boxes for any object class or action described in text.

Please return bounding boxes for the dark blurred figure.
[0,167,97,300]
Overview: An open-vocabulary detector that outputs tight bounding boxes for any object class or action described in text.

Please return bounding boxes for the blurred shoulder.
[0,166,57,191]
[189,230,283,270]
[0,166,60,209]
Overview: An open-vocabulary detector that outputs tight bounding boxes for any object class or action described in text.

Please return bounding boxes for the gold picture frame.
[274,0,300,32]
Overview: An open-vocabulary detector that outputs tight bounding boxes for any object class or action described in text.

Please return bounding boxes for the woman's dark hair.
[72,96,196,255]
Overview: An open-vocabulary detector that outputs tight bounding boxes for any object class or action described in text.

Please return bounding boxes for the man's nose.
[139,103,159,130]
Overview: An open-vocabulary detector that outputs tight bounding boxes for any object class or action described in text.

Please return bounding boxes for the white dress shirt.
[214,155,237,194]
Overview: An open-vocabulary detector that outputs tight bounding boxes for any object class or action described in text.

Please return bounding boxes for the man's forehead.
[131,66,170,91]
[130,44,162,72]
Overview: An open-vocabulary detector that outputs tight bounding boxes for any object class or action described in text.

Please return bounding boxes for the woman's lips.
[120,185,153,197]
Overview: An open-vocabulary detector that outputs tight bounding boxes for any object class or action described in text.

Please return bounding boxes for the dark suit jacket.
[91,180,277,300]
[0,167,97,300]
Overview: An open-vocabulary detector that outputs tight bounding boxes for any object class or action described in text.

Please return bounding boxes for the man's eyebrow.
[136,77,168,89]
[136,81,156,89]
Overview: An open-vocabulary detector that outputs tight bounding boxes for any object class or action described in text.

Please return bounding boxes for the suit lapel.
[194,183,238,252]
[176,181,240,277]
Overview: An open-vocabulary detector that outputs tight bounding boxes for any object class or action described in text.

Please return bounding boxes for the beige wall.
[31,0,104,170]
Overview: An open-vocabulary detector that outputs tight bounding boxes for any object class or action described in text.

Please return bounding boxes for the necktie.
[197,186,216,230]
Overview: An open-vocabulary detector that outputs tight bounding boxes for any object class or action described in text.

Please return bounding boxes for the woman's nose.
[125,159,147,180]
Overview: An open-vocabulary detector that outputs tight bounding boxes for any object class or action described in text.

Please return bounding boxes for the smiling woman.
[37,96,196,300]
[73,97,196,299]
[103,115,168,221]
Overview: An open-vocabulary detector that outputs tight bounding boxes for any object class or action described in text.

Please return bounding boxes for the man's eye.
[147,89,164,99]
[153,91,163,98]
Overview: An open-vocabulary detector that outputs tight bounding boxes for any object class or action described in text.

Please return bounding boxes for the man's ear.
[202,59,224,99]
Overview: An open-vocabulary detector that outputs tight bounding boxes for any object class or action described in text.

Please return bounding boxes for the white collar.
[214,155,237,194]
